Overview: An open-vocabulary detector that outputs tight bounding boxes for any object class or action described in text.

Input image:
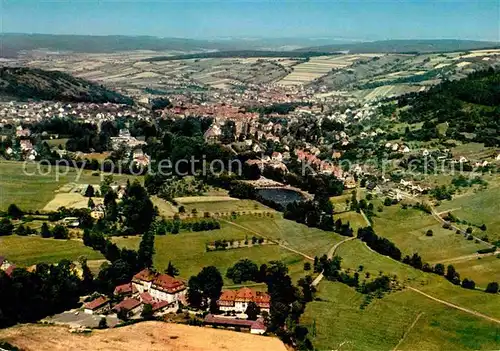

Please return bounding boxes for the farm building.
[113,298,142,316]
[203,314,267,334]
[84,296,110,315]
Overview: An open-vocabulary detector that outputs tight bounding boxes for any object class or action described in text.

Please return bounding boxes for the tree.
[434,263,445,276]
[100,175,113,196]
[165,261,179,277]
[15,224,27,236]
[0,218,14,236]
[7,204,23,219]
[187,266,223,312]
[226,259,259,284]
[121,180,156,234]
[461,278,476,290]
[426,229,433,237]
[138,230,155,269]
[88,197,95,209]
[52,225,69,240]
[298,276,315,302]
[445,265,460,285]
[303,262,311,271]
[79,257,94,294]
[40,222,52,238]
[103,190,118,222]
[141,304,154,320]
[84,185,95,198]
[245,301,260,320]
[485,282,499,294]
[98,317,108,329]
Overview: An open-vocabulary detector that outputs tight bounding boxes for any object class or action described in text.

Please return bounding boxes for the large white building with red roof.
[131,268,187,305]
[217,287,270,313]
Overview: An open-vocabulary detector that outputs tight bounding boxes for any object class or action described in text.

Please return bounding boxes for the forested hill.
[397,68,500,146]
[0,67,133,104]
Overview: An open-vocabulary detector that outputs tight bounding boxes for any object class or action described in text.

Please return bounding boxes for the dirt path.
[392,312,424,351]
[311,236,356,287]
[429,250,500,265]
[221,219,314,261]
[408,287,500,324]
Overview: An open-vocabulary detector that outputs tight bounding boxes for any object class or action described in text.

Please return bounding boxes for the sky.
[1,0,499,41]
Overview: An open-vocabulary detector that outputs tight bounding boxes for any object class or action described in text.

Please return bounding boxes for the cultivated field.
[0,236,104,266]
[302,281,500,351]
[0,322,287,351]
[278,55,366,86]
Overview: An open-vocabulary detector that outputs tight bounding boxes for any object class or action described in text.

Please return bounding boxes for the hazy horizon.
[2,0,499,42]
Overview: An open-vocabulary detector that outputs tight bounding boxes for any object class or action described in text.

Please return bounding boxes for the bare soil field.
[0,322,287,351]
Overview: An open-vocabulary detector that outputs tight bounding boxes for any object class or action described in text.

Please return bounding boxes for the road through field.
[408,287,500,324]
[429,250,500,265]
[392,312,424,351]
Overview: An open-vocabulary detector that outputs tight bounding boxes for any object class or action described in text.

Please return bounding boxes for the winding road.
[311,236,356,287]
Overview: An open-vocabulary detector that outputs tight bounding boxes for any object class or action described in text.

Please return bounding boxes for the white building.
[132,268,186,305]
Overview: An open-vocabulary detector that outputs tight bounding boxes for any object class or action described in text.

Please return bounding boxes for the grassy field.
[0,160,140,211]
[335,239,427,283]
[232,215,344,258]
[0,236,104,266]
[435,185,500,242]
[302,281,500,351]
[113,219,309,284]
[177,198,272,214]
[452,256,500,288]
[151,196,178,217]
[336,211,368,232]
[372,205,488,262]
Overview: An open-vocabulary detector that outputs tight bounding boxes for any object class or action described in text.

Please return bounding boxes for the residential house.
[252,144,263,153]
[204,124,222,143]
[20,140,33,152]
[91,204,105,220]
[271,152,283,162]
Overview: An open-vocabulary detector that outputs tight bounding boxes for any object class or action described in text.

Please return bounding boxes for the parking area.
[44,308,120,328]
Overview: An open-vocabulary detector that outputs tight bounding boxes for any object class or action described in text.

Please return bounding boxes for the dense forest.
[397,68,500,146]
